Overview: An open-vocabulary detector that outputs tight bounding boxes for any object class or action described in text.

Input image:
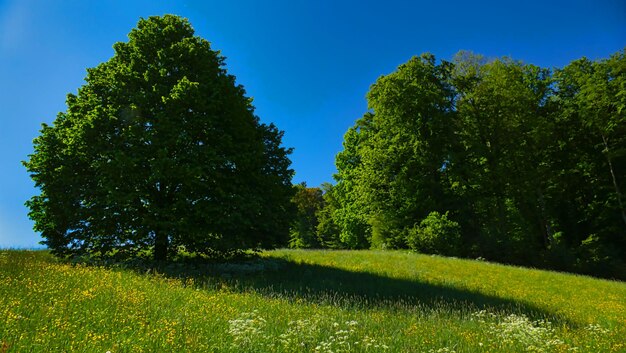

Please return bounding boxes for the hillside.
[1,250,624,352]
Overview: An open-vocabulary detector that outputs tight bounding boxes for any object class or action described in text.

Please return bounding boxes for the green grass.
[1,249,625,352]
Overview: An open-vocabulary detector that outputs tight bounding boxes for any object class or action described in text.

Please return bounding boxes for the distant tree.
[315,182,342,248]
[24,15,294,261]
[289,183,324,248]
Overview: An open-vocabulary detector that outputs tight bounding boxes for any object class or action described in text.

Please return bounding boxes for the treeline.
[290,51,626,280]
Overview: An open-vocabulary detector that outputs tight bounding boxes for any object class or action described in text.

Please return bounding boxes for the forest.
[290,51,626,280]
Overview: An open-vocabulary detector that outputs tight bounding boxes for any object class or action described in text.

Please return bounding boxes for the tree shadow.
[141,256,577,326]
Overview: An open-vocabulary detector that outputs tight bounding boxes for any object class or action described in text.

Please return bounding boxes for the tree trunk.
[154,230,169,262]
[601,134,626,229]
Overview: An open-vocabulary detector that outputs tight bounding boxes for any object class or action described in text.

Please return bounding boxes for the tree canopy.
[24,15,294,261]
[326,50,626,279]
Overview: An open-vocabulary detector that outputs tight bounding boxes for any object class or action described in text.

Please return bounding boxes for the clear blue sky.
[1,0,624,248]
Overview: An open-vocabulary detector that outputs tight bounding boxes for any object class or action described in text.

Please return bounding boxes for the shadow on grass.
[124,255,576,326]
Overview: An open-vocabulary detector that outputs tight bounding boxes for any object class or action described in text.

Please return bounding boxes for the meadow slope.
[1,249,624,352]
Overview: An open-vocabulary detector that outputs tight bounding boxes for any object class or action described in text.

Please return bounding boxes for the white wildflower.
[228,311,267,347]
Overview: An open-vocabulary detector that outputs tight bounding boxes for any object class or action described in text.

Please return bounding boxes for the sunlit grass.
[1,249,624,352]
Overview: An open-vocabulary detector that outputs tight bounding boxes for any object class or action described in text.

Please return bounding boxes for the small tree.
[406,211,461,256]
[289,183,324,248]
[24,15,294,261]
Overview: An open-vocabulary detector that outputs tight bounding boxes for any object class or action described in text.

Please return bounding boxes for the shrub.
[406,211,461,256]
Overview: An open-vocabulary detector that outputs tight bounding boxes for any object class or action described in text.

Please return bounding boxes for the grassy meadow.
[1,249,625,352]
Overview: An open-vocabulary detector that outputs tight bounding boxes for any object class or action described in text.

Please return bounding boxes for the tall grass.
[1,249,624,352]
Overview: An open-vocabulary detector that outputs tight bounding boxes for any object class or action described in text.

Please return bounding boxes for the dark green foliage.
[24,15,294,261]
[406,211,461,256]
[452,54,555,263]
[332,49,626,279]
[552,53,626,236]
[315,183,343,248]
[289,183,324,249]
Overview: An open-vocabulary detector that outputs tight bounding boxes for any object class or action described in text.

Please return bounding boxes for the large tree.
[24,15,294,261]
[332,112,375,248]
[452,54,554,260]
[333,55,456,249]
[549,52,626,266]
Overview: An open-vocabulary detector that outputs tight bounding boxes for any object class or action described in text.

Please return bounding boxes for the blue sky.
[1,0,624,248]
